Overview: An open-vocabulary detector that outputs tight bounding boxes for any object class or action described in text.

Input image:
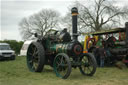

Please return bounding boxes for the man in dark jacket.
[94,46,100,66]
[98,47,105,67]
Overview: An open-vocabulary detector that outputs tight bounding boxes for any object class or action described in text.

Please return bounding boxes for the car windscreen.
[0,45,11,50]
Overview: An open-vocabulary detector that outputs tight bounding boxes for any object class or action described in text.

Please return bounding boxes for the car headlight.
[12,52,15,55]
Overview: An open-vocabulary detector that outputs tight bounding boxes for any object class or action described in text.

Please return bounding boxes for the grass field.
[0,56,128,85]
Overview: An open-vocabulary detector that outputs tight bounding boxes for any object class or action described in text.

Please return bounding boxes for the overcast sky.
[0,0,128,41]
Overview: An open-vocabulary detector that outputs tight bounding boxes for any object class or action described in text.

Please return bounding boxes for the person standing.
[98,47,105,67]
[93,46,100,66]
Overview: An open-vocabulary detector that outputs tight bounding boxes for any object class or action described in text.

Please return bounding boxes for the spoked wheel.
[53,53,71,79]
[79,53,97,76]
[27,42,45,72]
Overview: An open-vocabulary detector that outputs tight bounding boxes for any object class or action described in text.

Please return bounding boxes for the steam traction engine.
[86,22,128,67]
[26,7,97,79]
[109,22,128,67]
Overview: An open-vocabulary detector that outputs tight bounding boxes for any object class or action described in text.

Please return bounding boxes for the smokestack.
[71,7,78,41]
[125,22,128,47]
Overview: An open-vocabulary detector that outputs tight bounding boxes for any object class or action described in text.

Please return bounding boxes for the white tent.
[20,40,35,56]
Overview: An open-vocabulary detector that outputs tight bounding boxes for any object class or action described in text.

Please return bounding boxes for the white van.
[0,43,15,60]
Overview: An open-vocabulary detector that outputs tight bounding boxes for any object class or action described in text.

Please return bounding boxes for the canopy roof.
[81,28,125,36]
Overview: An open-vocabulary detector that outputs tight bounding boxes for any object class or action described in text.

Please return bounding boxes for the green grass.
[0,56,128,85]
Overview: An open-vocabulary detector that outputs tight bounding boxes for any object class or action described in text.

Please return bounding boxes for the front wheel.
[53,53,71,79]
[79,53,97,76]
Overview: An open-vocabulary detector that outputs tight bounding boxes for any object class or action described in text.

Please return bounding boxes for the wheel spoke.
[32,66,35,70]
[33,62,38,68]
[87,67,92,73]
[83,65,86,71]
[28,52,33,56]
[60,56,64,64]
[29,60,33,64]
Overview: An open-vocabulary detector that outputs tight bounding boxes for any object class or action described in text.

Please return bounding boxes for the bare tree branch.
[76,0,128,32]
[19,9,60,40]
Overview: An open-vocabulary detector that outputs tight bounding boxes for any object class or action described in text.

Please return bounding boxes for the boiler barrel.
[115,41,126,46]
[50,43,68,54]
[110,48,127,55]
[49,41,83,56]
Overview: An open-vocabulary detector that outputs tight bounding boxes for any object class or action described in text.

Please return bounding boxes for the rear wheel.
[79,53,97,76]
[53,53,71,79]
[27,42,45,72]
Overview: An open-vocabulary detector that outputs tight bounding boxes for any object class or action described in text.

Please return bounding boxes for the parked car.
[0,43,15,60]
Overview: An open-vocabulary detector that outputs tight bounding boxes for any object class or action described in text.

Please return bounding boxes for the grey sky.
[0,0,128,41]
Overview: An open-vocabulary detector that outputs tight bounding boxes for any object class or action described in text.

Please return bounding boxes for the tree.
[63,0,128,33]
[19,9,60,40]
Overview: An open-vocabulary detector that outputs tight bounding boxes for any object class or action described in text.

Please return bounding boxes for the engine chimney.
[71,7,78,41]
[125,22,128,48]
